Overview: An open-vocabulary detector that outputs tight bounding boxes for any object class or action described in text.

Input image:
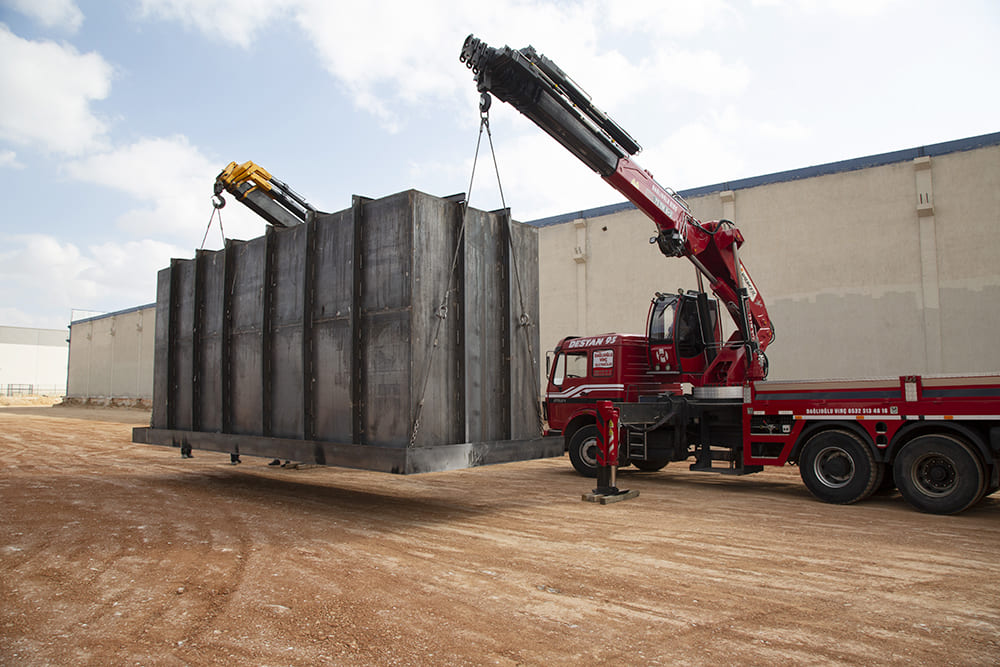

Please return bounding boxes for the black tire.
[568,425,599,478]
[893,434,985,515]
[798,429,879,505]
[978,467,998,500]
[632,459,669,472]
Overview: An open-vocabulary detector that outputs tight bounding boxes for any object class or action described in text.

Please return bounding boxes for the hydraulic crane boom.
[460,35,774,383]
[213,161,324,228]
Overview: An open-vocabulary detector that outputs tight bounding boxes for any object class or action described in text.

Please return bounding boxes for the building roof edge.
[525,131,1000,227]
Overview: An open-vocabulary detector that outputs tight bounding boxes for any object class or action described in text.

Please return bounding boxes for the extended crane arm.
[460,35,774,383]
[213,161,324,228]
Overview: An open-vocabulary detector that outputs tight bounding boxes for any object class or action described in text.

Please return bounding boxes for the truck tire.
[799,429,879,505]
[893,434,985,515]
[568,425,599,478]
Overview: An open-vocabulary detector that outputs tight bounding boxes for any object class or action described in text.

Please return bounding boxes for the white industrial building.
[0,326,69,396]
[65,304,155,406]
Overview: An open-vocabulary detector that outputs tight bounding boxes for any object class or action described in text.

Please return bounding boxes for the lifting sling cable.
[482,102,545,433]
[199,202,226,250]
[409,106,485,446]
[410,97,544,445]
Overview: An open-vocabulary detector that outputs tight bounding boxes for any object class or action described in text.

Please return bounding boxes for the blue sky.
[1,0,997,329]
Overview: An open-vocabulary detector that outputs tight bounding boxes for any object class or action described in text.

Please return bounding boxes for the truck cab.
[647,290,723,380]
[543,333,678,475]
[543,291,728,476]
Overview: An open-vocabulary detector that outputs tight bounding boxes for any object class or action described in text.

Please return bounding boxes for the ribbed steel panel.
[135,190,557,472]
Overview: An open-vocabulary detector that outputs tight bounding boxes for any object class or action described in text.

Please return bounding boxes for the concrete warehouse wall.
[530,132,1000,381]
[67,304,155,402]
[0,326,68,395]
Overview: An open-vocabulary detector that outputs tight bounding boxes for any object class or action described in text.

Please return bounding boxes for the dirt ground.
[1,406,998,666]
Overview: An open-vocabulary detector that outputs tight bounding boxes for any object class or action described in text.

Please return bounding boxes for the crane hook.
[211,179,227,209]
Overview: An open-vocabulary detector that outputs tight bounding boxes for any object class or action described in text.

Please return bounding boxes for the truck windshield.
[648,296,678,343]
[551,350,588,387]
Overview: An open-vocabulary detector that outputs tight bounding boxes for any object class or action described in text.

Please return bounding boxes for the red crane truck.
[460,35,1000,514]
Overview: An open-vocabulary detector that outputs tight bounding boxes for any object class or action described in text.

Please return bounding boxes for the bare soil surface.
[0,395,62,407]
[2,406,998,665]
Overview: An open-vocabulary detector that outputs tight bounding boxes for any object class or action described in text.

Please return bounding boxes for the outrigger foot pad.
[582,489,640,505]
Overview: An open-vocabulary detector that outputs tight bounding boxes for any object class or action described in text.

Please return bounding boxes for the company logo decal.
[566,335,619,349]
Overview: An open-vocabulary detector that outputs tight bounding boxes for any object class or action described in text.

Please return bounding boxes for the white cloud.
[290,1,477,129]
[2,0,84,32]
[0,233,186,321]
[635,106,818,191]
[133,0,754,139]
[63,135,267,246]
[405,116,623,223]
[650,48,752,99]
[291,1,750,130]
[0,233,90,295]
[0,149,24,169]
[63,135,210,200]
[131,0,636,129]
[80,238,188,303]
[752,0,903,18]
[604,0,741,37]
[1,130,316,326]
[0,25,112,155]
[136,0,289,49]
[0,306,64,329]
[645,122,749,190]
[480,129,622,221]
[707,105,812,146]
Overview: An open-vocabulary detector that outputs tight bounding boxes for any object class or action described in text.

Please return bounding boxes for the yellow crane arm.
[213,160,324,228]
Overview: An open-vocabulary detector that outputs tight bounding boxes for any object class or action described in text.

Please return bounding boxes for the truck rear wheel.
[568,425,599,478]
[799,429,879,505]
[893,434,985,515]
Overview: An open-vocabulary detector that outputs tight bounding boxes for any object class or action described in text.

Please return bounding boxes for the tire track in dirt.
[3,408,999,665]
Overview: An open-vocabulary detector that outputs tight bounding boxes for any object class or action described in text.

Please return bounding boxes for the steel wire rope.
[408,109,487,446]
[410,101,546,445]
[200,200,227,250]
[482,115,546,433]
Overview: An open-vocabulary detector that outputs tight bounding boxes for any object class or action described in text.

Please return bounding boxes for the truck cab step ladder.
[626,428,647,461]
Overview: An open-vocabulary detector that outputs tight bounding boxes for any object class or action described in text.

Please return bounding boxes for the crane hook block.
[459,34,641,177]
[460,34,490,74]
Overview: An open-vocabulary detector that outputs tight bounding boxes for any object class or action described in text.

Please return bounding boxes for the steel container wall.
[142,190,545,471]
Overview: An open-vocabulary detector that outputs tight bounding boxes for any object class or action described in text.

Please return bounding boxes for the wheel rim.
[912,453,957,497]
[813,446,854,488]
[580,436,598,468]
